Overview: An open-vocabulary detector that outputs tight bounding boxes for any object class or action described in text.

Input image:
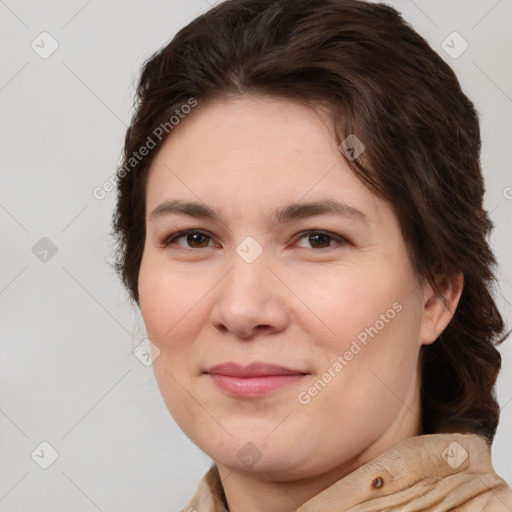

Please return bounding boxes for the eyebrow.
[149,198,368,225]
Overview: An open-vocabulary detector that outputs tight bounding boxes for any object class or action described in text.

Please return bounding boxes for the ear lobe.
[419,273,464,346]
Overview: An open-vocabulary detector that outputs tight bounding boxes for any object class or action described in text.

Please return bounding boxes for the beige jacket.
[181,433,512,511]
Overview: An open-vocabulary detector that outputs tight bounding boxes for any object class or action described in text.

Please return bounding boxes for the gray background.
[1,1,511,511]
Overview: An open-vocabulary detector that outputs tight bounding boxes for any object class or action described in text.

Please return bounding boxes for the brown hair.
[113,0,508,442]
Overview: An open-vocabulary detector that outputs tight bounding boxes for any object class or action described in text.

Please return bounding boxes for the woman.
[113,0,512,510]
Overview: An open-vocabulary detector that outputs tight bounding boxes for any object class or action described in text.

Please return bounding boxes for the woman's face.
[138,95,438,480]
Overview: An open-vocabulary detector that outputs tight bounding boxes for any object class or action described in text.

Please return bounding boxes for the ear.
[419,273,464,346]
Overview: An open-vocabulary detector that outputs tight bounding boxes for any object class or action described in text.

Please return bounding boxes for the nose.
[209,251,290,339]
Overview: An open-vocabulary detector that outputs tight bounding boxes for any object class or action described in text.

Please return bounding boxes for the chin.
[206,434,308,476]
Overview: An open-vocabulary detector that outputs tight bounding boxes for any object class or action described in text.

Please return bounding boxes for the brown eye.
[295,231,347,249]
[165,230,215,249]
[308,233,332,248]
[186,232,210,248]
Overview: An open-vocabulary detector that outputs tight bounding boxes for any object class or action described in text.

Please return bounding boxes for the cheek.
[297,263,423,402]
[322,296,421,409]
[138,258,206,425]
[138,255,209,345]
[289,261,415,349]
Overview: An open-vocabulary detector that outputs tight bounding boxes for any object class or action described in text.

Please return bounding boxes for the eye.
[162,229,349,251]
[294,230,348,249]
[164,230,217,249]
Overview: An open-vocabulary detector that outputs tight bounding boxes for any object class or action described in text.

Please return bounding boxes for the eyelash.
[162,229,349,251]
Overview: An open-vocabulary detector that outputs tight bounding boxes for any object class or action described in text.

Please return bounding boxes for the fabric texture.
[181,433,512,511]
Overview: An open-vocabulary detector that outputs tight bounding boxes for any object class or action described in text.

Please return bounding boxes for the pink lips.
[204,362,307,398]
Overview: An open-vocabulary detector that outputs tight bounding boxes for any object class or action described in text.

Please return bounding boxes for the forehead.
[156,95,339,169]
[144,95,388,225]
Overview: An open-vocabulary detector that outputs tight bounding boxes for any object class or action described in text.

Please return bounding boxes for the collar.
[182,433,512,511]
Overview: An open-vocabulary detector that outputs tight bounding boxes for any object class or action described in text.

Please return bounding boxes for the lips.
[205,361,307,377]
[204,362,308,397]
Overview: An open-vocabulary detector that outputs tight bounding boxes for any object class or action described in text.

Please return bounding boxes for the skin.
[138,95,463,512]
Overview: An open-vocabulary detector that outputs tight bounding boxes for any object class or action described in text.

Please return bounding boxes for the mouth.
[203,361,308,398]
